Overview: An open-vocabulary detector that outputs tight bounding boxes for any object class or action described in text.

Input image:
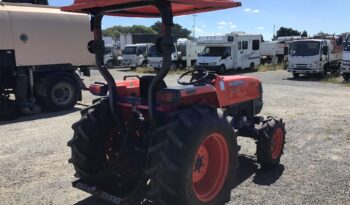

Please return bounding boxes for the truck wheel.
[250,63,255,70]
[293,73,299,78]
[256,118,286,169]
[148,106,238,205]
[170,62,177,70]
[68,98,145,204]
[319,67,327,78]
[141,61,148,68]
[343,74,350,81]
[218,65,226,74]
[106,60,114,69]
[44,76,79,111]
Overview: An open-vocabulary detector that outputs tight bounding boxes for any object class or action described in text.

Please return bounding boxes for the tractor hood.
[62,0,241,17]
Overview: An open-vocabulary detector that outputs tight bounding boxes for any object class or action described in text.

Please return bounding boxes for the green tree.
[273,27,302,40]
[151,21,191,40]
[316,31,333,37]
[301,30,308,37]
[103,25,156,38]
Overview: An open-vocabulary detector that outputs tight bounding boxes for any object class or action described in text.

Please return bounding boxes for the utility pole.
[192,14,197,39]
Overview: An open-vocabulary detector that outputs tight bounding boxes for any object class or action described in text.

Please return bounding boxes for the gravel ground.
[0,69,349,205]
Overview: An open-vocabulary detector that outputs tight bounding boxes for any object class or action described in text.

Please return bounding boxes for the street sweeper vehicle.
[62,1,286,205]
[0,1,94,118]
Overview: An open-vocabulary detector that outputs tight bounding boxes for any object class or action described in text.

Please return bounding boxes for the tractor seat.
[139,76,167,100]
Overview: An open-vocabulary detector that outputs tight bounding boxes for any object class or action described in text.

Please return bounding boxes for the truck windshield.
[104,47,112,55]
[289,41,320,56]
[123,46,137,55]
[344,36,350,52]
[148,45,161,57]
[200,47,230,57]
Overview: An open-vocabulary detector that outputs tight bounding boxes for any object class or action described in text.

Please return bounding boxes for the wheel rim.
[192,133,229,203]
[271,128,283,159]
[51,82,74,105]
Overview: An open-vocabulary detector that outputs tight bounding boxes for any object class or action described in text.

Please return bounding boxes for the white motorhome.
[287,38,343,78]
[0,2,94,115]
[195,33,261,73]
[341,33,350,81]
[122,43,151,69]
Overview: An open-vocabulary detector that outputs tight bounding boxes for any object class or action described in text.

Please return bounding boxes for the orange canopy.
[62,0,241,17]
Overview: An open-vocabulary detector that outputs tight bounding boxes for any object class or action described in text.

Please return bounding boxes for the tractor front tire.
[148,106,238,205]
[256,118,286,169]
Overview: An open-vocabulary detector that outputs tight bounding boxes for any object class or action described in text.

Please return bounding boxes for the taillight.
[89,82,108,96]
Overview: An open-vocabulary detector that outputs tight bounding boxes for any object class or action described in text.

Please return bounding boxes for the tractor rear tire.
[148,106,238,205]
[68,98,147,204]
[68,98,114,176]
[344,74,350,81]
[256,118,286,169]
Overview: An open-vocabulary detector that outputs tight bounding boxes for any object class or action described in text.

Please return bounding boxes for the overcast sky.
[49,0,350,40]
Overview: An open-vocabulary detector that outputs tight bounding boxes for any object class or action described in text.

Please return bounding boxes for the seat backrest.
[139,76,167,100]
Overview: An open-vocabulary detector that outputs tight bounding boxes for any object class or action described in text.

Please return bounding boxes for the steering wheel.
[177,69,209,85]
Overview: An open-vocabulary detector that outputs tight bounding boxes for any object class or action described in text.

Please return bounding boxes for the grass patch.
[257,63,286,72]
[321,76,350,87]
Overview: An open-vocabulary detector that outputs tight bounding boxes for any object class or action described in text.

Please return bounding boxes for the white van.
[341,33,350,81]
[122,43,151,69]
[195,33,261,73]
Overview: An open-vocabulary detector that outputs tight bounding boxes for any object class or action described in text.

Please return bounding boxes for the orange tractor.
[63,1,286,205]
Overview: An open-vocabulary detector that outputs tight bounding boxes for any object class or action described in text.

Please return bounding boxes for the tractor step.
[73,180,122,204]
[72,169,134,205]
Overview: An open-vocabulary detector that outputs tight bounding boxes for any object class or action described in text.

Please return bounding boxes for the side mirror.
[323,46,328,55]
[284,47,289,55]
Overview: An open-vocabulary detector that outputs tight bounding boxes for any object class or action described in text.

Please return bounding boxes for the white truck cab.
[122,43,150,69]
[341,33,350,81]
[195,33,261,73]
[147,44,179,70]
[287,38,342,78]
